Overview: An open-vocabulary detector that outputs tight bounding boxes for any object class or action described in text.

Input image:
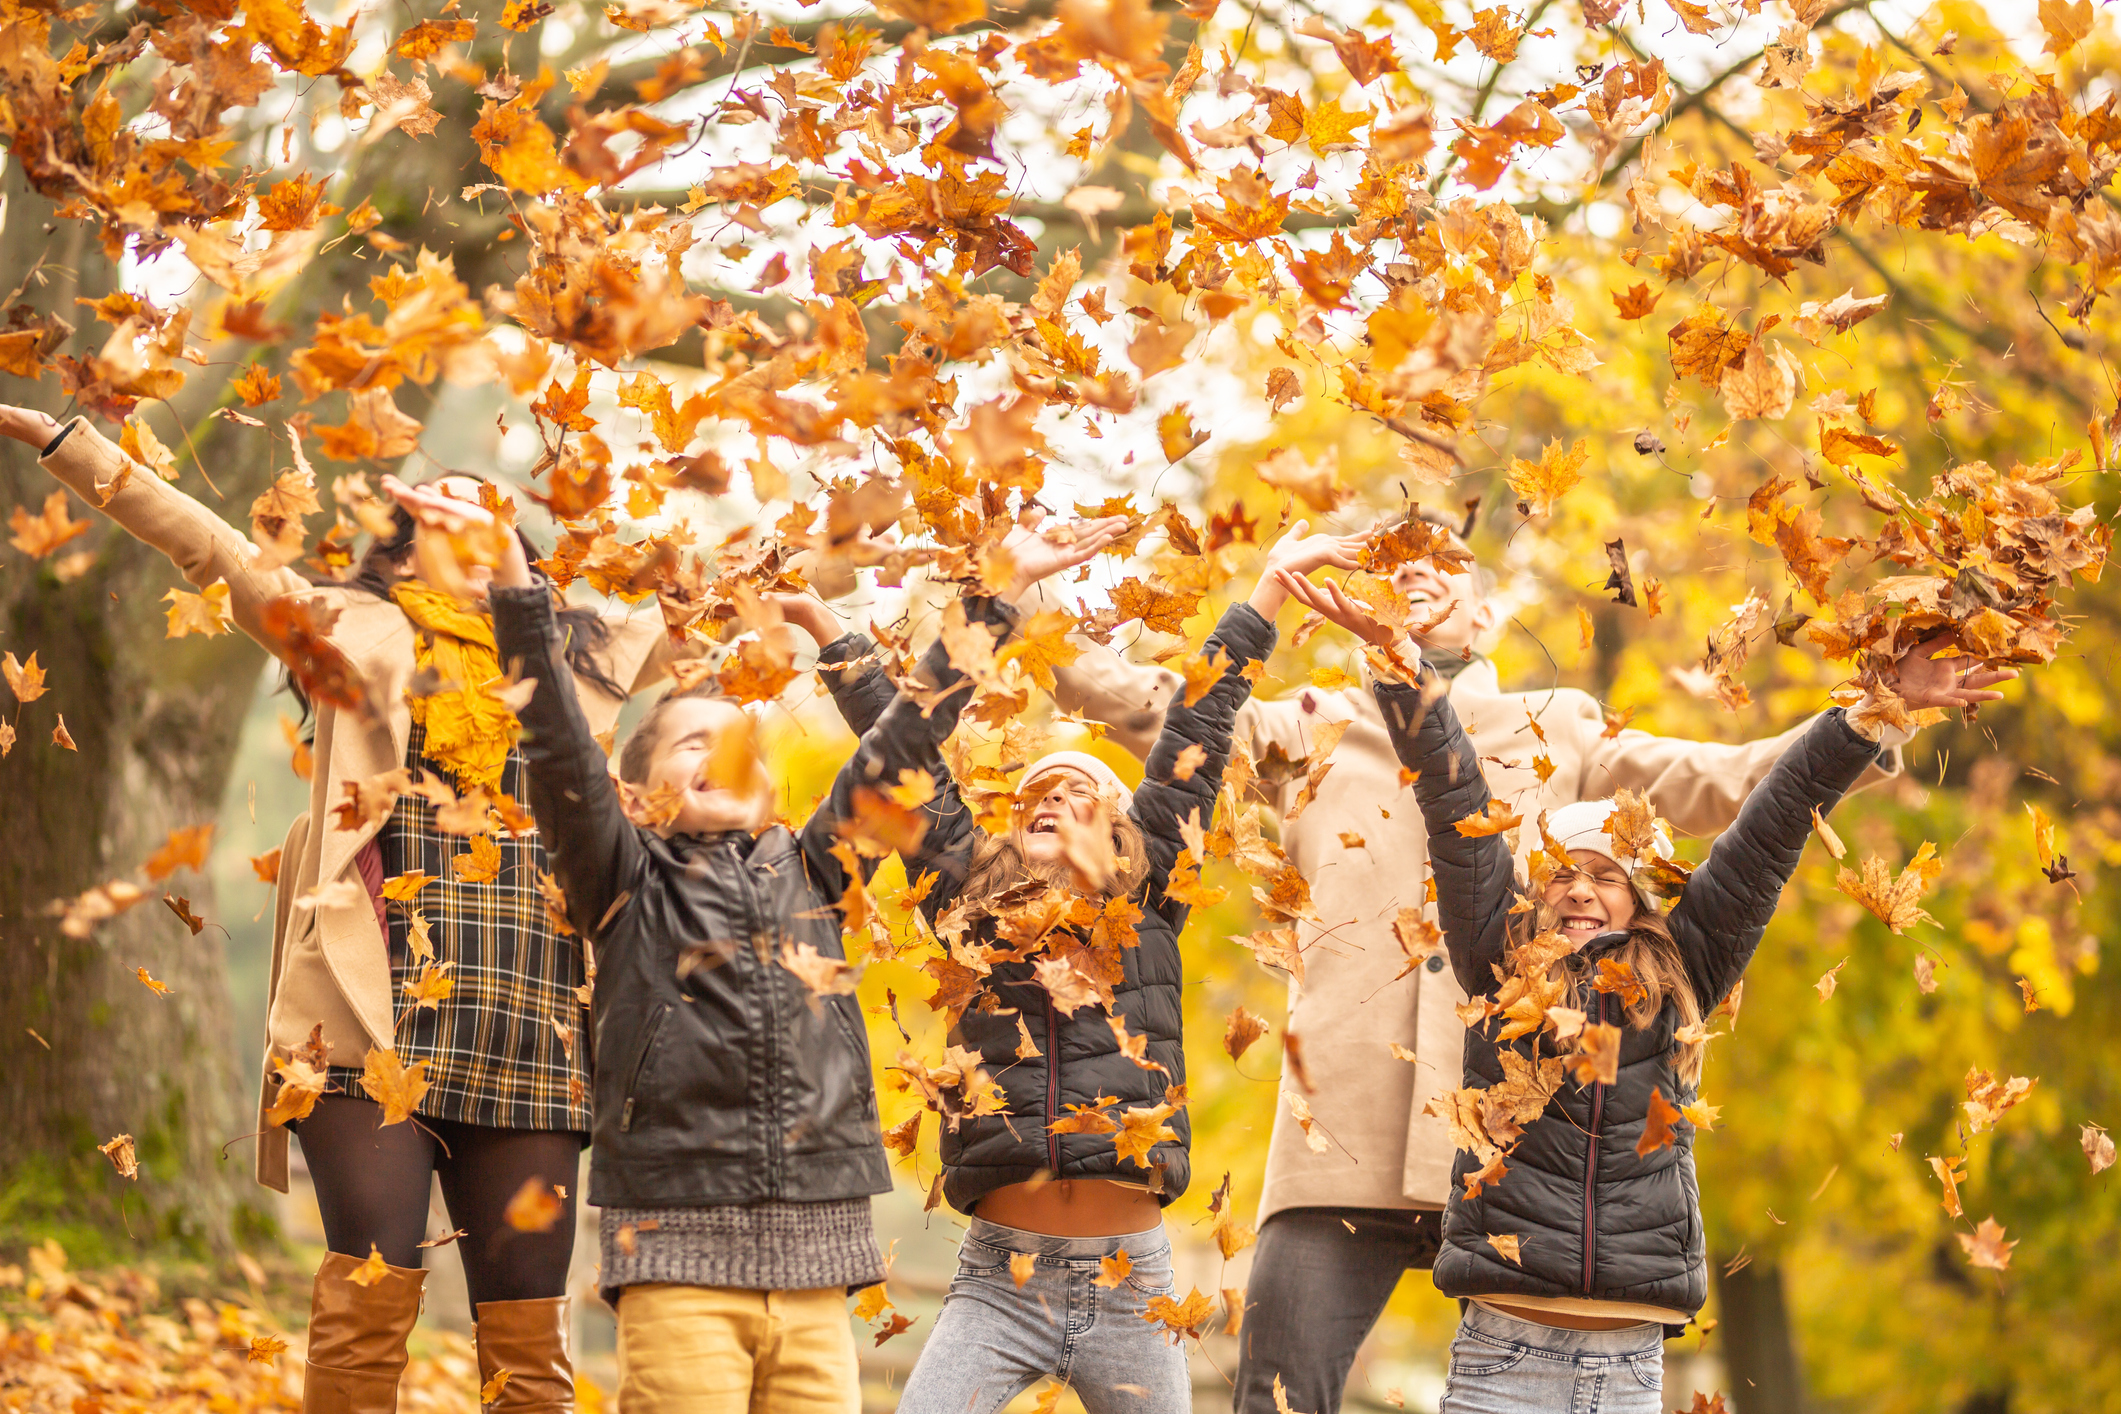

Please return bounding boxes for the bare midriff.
[974,1179,1163,1236]
[1476,1298,1676,1331]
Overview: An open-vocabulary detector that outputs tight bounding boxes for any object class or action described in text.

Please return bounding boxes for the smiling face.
[1019,768,1104,866]
[641,696,772,837]
[1389,536,1495,653]
[1543,849,1641,948]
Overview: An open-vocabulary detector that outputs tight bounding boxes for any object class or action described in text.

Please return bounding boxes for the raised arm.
[1669,632,2016,1008]
[1278,568,1515,994]
[1573,707,1900,840]
[796,593,1017,907]
[3,411,310,645]
[1014,518,1365,760]
[491,583,649,938]
[1130,603,1276,909]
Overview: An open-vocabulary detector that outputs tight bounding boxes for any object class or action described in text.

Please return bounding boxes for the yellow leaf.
[1486,1232,1524,1264]
[503,1178,565,1232]
[345,1245,393,1287]
[1302,97,1369,153]
[453,834,502,883]
[1506,438,1587,516]
[1095,1249,1133,1288]
[358,1048,430,1126]
[163,581,234,638]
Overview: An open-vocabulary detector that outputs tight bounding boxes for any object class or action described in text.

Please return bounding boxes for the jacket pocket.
[618,1002,671,1134]
[827,996,876,1117]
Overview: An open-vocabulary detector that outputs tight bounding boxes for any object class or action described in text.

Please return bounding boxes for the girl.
[1,404,750,1414]
[834,528,1353,1414]
[1280,569,2012,1410]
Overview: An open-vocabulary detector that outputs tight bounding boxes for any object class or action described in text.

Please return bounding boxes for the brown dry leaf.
[98,1134,139,1179]
[1569,1023,1621,1087]
[1223,1005,1269,1061]
[134,967,171,997]
[782,941,859,996]
[1454,800,1524,838]
[1835,843,1940,934]
[1010,1251,1036,1289]
[9,491,92,558]
[503,1178,565,1233]
[2083,1124,2115,1176]
[1815,958,1848,1001]
[1486,1232,1524,1264]
[144,824,215,880]
[1636,1087,1683,1156]
[346,1246,393,1287]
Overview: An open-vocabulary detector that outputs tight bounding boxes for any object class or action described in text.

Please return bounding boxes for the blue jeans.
[1439,1304,1665,1414]
[897,1219,1191,1414]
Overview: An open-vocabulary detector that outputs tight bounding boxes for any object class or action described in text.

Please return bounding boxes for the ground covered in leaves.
[0,1243,607,1414]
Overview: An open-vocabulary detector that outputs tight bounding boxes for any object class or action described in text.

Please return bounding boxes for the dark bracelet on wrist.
[40,419,76,458]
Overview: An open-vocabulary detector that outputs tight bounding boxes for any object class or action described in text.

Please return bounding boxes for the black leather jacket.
[1378,673,1886,1317]
[829,597,1277,1214]
[493,586,897,1210]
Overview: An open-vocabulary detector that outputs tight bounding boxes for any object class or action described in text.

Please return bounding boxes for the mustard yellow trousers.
[615,1285,860,1414]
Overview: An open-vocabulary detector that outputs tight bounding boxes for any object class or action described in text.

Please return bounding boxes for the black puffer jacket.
[1376,672,1887,1317]
[494,586,901,1210]
[832,597,1275,1213]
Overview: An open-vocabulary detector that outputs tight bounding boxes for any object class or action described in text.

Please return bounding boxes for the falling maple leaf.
[1506,438,1588,516]
[346,1246,393,1287]
[1486,1232,1524,1264]
[9,491,91,558]
[1637,1087,1683,1156]
[1958,1217,2016,1272]
[358,1048,431,1126]
[503,1178,564,1233]
[3,651,47,704]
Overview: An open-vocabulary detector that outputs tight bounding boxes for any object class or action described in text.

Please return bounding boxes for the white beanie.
[1019,750,1135,810]
[1545,799,1673,868]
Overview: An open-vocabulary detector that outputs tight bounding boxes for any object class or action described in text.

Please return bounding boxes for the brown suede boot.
[475,1297,574,1412]
[301,1251,427,1414]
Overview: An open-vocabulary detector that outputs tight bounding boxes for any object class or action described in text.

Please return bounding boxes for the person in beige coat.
[0,404,712,1414]
[1011,507,1899,1414]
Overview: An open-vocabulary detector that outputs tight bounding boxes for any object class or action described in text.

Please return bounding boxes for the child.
[482,501,1122,1414]
[857,530,1355,1414]
[1281,570,2013,1408]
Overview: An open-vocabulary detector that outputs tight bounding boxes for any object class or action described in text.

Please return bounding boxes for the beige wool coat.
[42,421,684,1192]
[1022,588,1898,1220]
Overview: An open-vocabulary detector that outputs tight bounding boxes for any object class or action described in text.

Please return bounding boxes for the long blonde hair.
[1508,890,1707,1085]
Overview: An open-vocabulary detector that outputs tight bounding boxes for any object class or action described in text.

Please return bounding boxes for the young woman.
[816,529,1350,1414]
[1,404,737,1414]
[1282,569,2012,1410]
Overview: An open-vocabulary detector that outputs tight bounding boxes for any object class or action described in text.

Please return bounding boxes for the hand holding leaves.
[999,512,1130,598]
[1889,630,2018,713]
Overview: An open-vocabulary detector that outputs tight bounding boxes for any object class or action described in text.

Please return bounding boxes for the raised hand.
[1245,518,1370,618]
[1272,569,1403,648]
[761,591,841,650]
[381,474,531,590]
[0,404,64,449]
[1892,630,2018,712]
[1000,511,1131,597]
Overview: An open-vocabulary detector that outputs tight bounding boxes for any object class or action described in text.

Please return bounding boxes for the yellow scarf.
[391,581,518,794]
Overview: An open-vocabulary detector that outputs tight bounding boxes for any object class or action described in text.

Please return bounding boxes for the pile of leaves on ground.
[0,1241,598,1414]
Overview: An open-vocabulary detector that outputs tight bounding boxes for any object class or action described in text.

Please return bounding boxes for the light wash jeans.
[896,1219,1191,1414]
[1439,1304,1665,1414]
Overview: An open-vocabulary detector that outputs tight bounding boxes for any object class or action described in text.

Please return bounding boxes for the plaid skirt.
[326,720,592,1134]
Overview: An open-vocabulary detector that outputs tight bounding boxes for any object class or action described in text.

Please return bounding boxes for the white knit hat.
[1019,750,1135,810]
[1545,799,1673,868]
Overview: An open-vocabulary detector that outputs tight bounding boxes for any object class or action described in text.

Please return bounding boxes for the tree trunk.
[1713,1257,1806,1414]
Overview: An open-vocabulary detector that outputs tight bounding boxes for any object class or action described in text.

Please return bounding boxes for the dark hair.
[618,679,733,785]
[284,482,625,720]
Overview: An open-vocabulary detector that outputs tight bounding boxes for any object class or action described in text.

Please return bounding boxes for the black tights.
[295,1093,583,1317]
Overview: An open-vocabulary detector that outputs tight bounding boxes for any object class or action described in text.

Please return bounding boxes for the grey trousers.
[1232,1206,1445,1414]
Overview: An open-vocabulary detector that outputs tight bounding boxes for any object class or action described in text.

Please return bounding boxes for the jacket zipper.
[733,839,783,1194]
[619,1002,671,1133]
[1044,997,1062,1175]
[1582,991,1605,1294]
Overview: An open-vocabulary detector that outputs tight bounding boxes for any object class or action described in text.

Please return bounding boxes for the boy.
[485,507,1125,1413]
